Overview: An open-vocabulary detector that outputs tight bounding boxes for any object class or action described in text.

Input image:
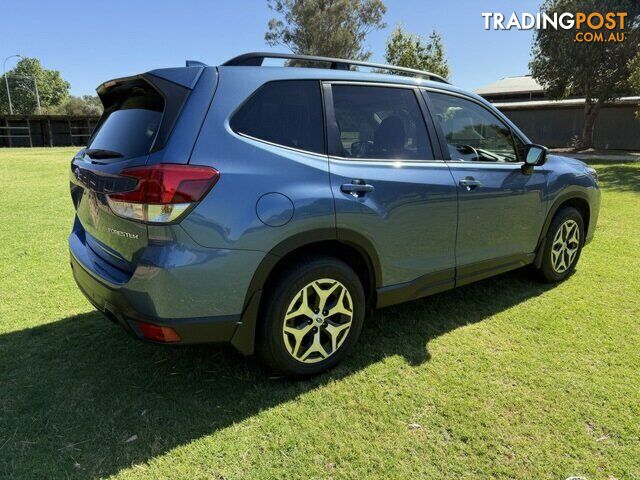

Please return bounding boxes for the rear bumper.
[68,219,266,346]
[71,252,240,344]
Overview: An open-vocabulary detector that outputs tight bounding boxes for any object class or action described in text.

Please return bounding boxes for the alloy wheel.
[282,278,354,364]
[551,219,580,274]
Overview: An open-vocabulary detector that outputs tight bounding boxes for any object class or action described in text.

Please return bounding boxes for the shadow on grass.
[583,163,640,193]
[0,268,554,478]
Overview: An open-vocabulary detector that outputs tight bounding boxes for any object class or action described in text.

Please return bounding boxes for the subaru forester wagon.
[69,52,600,377]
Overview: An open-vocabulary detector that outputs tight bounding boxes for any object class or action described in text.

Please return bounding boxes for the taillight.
[106,164,219,224]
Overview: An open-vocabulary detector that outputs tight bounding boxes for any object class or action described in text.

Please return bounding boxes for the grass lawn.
[0,147,639,479]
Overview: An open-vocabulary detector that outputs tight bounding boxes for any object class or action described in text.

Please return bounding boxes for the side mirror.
[522,144,547,174]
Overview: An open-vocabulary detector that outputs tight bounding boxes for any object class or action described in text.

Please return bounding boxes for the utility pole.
[33,76,41,114]
[3,54,23,115]
[6,74,41,114]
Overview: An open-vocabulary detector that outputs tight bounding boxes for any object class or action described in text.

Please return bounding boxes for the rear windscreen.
[89,81,164,159]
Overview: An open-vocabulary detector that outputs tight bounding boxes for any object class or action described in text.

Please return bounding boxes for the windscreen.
[89,80,164,159]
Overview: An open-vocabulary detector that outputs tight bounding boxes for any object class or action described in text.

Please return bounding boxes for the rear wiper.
[85,148,124,160]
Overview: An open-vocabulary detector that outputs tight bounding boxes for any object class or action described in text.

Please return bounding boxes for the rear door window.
[330,85,434,160]
[230,80,325,154]
[89,80,164,159]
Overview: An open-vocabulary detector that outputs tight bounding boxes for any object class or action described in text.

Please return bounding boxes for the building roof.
[494,96,640,110]
[475,75,544,95]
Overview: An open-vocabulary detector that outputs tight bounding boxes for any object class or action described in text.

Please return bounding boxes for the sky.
[2,0,541,96]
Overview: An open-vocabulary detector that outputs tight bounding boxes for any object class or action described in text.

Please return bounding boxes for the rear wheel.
[256,256,365,377]
[536,206,584,282]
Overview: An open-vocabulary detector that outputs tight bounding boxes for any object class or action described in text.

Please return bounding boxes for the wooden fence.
[0,115,99,148]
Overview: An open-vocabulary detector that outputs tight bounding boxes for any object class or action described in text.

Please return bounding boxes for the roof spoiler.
[186,60,207,67]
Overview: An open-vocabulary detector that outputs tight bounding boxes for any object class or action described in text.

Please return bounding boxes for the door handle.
[341,179,375,197]
[459,177,481,191]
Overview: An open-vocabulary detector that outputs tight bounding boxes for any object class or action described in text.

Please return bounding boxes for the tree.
[384,25,450,80]
[530,0,640,149]
[0,57,70,115]
[51,95,103,116]
[630,51,640,116]
[265,0,386,60]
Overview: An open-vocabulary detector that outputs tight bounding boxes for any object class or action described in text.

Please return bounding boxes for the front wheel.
[256,256,365,377]
[535,206,585,282]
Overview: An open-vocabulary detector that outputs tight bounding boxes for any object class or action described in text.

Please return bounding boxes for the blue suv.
[69,53,600,377]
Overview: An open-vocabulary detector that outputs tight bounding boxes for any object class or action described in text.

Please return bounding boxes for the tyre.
[535,206,585,282]
[256,256,365,377]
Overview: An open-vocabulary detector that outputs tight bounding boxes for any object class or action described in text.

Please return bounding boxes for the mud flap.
[230,289,263,355]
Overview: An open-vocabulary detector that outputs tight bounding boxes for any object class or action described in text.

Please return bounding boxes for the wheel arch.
[230,228,381,355]
[534,191,591,268]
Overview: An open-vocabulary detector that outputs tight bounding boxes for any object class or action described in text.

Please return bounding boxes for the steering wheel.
[349,141,373,157]
[454,144,481,161]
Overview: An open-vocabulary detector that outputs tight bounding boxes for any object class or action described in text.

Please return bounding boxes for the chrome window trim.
[439,162,527,170]
[232,131,329,159]
[328,156,449,167]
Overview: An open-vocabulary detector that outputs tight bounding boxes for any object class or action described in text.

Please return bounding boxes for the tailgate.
[71,158,149,271]
[70,75,189,271]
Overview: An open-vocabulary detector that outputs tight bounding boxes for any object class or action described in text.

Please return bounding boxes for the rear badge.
[106,227,139,239]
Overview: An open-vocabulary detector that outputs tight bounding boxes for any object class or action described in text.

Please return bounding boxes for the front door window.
[428,92,523,162]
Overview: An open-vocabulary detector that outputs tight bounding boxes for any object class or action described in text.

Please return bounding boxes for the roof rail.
[222,52,450,84]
